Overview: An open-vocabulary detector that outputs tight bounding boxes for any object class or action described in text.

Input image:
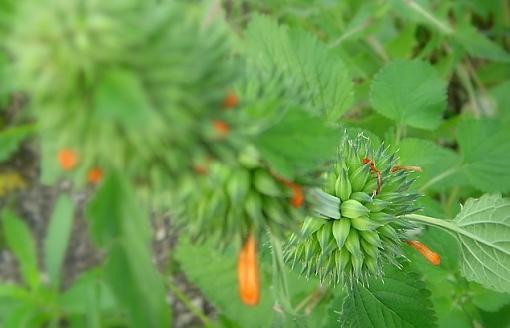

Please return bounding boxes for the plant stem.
[418,167,458,192]
[405,213,458,231]
[166,278,212,327]
[402,0,454,35]
[270,233,295,315]
[456,64,483,117]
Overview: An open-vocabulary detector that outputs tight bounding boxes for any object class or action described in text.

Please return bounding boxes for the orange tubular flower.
[58,149,78,171]
[406,240,441,266]
[286,182,305,208]
[237,233,260,306]
[390,165,423,173]
[223,90,239,109]
[87,167,103,184]
[212,120,230,137]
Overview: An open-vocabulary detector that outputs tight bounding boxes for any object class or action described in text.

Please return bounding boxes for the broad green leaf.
[370,59,447,130]
[455,25,510,63]
[451,194,510,293]
[340,265,436,328]
[457,118,510,193]
[1,211,39,290]
[104,242,169,328]
[0,124,35,162]
[490,80,510,120]
[86,172,150,247]
[93,68,157,128]
[174,237,275,328]
[2,305,36,328]
[44,195,75,287]
[255,109,338,178]
[245,15,353,122]
[58,269,117,328]
[398,138,464,191]
[86,173,170,327]
[470,283,510,312]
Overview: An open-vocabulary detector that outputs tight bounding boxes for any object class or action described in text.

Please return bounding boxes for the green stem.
[456,64,483,117]
[166,278,212,327]
[269,233,295,315]
[418,167,458,192]
[395,124,404,144]
[405,213,459,232]
[402,0,454,35]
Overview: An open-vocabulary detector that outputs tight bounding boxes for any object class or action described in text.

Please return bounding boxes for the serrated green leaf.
[455,25,510,63]
[370,59,447,130]
[245,15,353,122]
[340,265,436,328]
[398,138,464,191]
[451,194,510,294]
[255,109,338,178]
[1,211,39,290]
[44,195,75,287]
[470,283,510,312]
[174,237,274,328]
[457,118,510,193]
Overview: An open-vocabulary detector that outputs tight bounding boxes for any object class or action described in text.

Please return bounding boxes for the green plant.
[1,0,510,327]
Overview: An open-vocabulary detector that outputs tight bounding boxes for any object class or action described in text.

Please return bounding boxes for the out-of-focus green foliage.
[0,0,510,327]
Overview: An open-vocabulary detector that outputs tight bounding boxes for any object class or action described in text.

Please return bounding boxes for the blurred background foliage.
[0,0,509,327]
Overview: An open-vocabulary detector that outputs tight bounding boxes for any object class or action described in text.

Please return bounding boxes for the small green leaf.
[1,211,39,290]
[93,68,157,127]
[455,25,510,63]
[452,194,510,293]
[340,265,436,328]
[370,59,447,130]
[457,118,510,193]
[86,172,170,327]
[255,109,338,178]
[0,124,34,162]
[470,283,510,312]
[398,138,464,191]
[245,15,353,122]
[44,195,75,287]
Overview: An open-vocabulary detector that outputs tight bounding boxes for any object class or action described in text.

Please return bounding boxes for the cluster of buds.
[285,136,421,284]
[180,146,306,248]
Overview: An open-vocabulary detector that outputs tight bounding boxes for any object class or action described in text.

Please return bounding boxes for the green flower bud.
[301,216,325,237]
[341,199,369,219]
[350,216,382,231]
[317,221,334,254]
[349,164,370,192]
[370,212,394,224]
[365,199,388,212]
[332,218,351,248]
[350,191,373,204]
[324,172,337,195]
[285,135,421,285]
[335,168,352,201]
[253,169,282,196]
[345,229,362,256]
[359,230,381,247]
[244,191,263,221]
[226,169,251,205]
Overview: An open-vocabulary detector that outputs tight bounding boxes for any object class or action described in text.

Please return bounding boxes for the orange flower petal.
[58,149,78,171]
[406,240,441,266]
[223,91,239,109]
[87,167,103,184]
[238,233,260,306]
